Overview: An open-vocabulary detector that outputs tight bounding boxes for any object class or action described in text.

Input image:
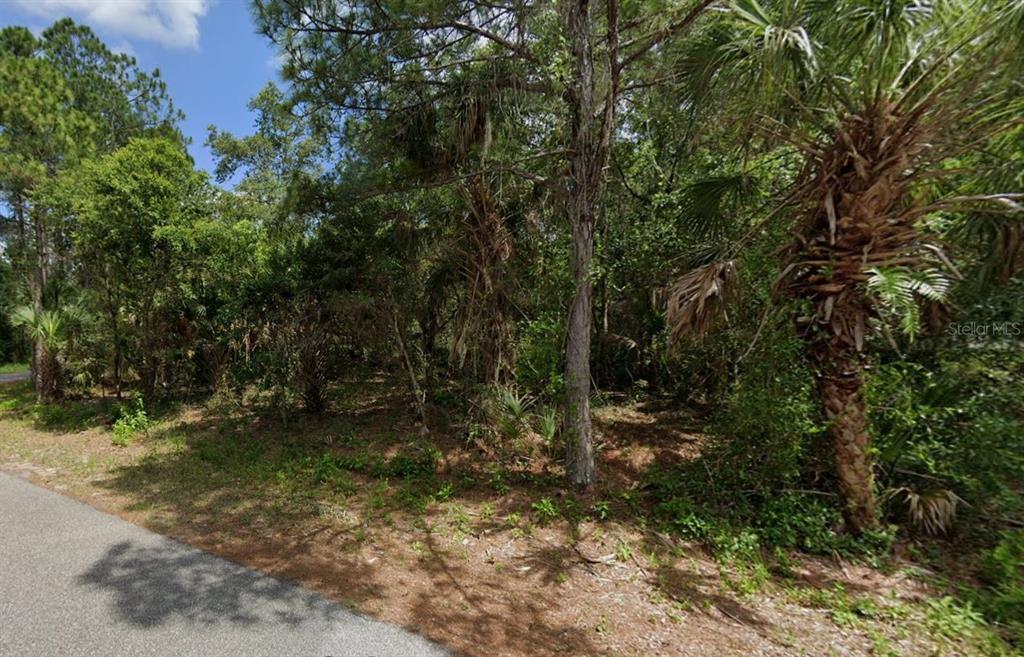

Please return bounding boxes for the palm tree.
[10,306,66,401]
[667,0,1023,531]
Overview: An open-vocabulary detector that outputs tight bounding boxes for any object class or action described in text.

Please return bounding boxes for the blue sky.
[0,0,279,178]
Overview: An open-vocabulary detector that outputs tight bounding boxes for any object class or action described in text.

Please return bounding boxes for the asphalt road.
[0,473,449,657]
[0,370,29,384]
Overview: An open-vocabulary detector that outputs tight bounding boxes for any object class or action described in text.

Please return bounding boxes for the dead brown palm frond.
[892,486,965,535]
[665,260,739,343]
[448,175,516,383]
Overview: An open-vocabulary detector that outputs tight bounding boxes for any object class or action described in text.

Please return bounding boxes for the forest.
[1,1,1022,655]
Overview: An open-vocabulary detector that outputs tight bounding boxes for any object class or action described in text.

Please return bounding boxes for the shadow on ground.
[82,385,607,655]
[77,539,344,629]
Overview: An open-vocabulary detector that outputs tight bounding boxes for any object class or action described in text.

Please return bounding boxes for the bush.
[977,530,1024,645]
[704,322,824,496]
[758,493,842,553]
[112,397,151,446]
[868,349,1024,533]
[531,497,560,525]
[514,312,564,400]
[376,442,441,479]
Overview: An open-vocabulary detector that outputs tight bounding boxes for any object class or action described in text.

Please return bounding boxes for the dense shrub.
[869,349,1024,533]
[977,530,1024,645]
[514,312,565,400]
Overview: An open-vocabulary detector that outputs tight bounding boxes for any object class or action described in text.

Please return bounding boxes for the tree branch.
[617,0,719,72]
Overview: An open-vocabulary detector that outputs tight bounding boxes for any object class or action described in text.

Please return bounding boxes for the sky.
[0,0,280,178]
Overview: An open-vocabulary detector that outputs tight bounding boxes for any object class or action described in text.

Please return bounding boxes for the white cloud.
[13,0,209,50]
[111,40,136,57]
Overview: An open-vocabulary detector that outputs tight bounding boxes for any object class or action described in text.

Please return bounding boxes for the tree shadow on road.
[76,539,349,629]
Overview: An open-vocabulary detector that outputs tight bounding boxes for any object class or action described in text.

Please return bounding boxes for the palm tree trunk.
[781,101,914,532]
[463,176,514,386]
[814,337,878,532]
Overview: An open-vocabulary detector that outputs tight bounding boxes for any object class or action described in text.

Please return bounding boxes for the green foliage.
[867,268,951,340]
[10,307,66,351]
[650,482,895,561]
[477,385,550,462]
[311,453,356,494]
[495,386,532,425]
[30,398,111,433]
[377,442,441,479]
[534,406,559,446]
[705,345,822,493]
[531,497,560,525]
[922,596,1013,655]
[591,500,611,522]
[0,13,1020,657]
[975,531,1024,645]
[515,313,565,400]
[661,314,825,506]
[112,397,150,447]
[869,348,1024,531]
[306,440,441,482]
[757,493,842,552]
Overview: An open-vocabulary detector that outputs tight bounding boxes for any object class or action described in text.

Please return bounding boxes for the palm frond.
[680,173,757,238]
[867,266,950,338]
[893,486,964,535]
[10,306,67,349]
[665,260,739,342]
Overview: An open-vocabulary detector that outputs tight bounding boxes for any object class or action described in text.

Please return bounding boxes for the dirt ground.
[0,381,999,657]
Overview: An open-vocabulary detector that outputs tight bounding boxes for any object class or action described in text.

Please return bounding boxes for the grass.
[0,361,29,374]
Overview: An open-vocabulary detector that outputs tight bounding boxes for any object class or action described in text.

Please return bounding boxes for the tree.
[0,32,94,399]
[9,306,71,400]
[667,0,1023,531]
[254,0,719,487]
[38,19,183,151]
[0,20,181,399]
[68,138,207,396]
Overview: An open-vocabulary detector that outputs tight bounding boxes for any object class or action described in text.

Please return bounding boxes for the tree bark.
[390,298,428,427]
[815,340,878,533]
[565,211,596,487]
[562,0,600,489]
[32,206,49,401]
[458,175,515,386]
[139,309,157,397]
[561,0,619,489]
[105,280,123,400]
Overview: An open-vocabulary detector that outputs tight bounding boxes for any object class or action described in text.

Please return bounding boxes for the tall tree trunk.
[561,0,618,488]
[111,316,123,400]
[389,296,428,427]
[565,210,596,487]
[997,222,1023,283]
[595,202,610,388]
[814,338,878,532]
[12,195,37,393]
[140,317,155,397]
[32,207,49,401]
[563,0,599,488]
[105,280,123,400]
[777,101,919,532]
